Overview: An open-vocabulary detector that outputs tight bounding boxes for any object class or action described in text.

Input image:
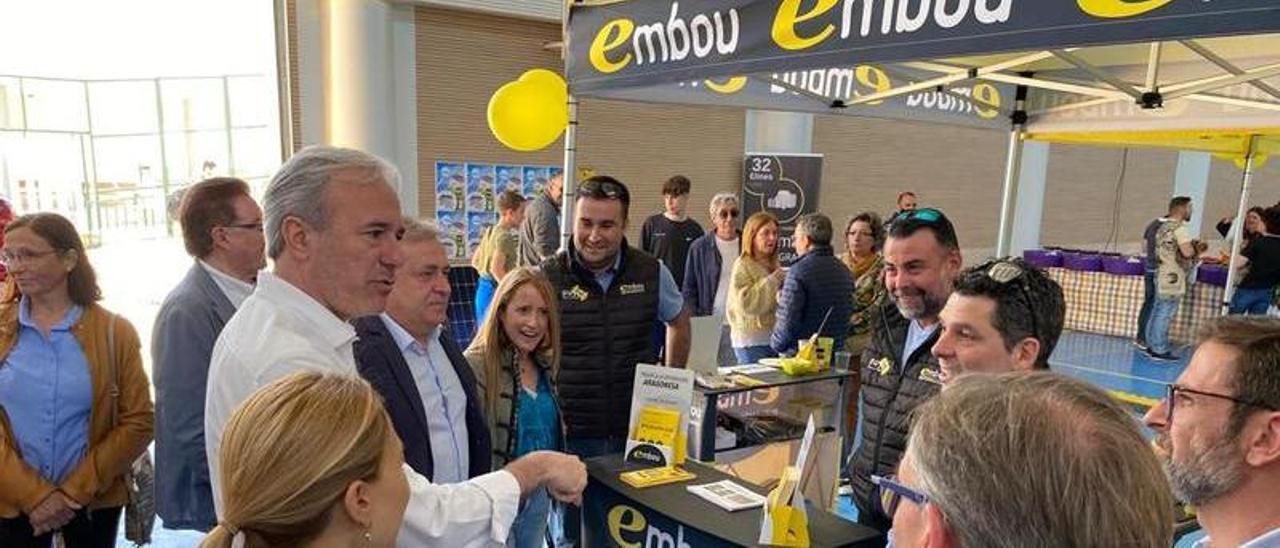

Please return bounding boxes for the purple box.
[1063,252,1103,272]
[1023,249,1063,268]
[1197,264,1229,287]
[1102,256,1144,276]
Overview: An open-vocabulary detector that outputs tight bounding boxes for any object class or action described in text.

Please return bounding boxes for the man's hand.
[503,451,588,506]
[28,490,81,536]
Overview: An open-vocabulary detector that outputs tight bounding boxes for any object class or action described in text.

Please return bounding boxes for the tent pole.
[1221,135,1261,315]
[996,84,1029,258]
[559,94,578,253]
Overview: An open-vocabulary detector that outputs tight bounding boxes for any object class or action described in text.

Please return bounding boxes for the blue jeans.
[1136,269,1156,343]
[1231,287,1273,315]
[475,275,499,325]
[734,345,776,365]
[508,487,551,547]
[556,437,625,547]
[1145,296,1180,355]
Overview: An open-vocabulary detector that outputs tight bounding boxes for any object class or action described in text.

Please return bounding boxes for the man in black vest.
[849,207,962,538]
[541,176,691,545]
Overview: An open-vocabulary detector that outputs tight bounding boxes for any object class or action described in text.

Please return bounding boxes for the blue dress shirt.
[0,297,91,484]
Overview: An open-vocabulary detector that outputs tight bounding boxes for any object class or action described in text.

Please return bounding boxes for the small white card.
[687,480,768,512]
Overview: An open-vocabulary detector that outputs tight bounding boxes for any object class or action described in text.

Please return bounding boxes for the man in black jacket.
[849,207,962,536]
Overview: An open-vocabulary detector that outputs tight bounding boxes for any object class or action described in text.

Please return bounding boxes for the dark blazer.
[353,316,492,481]
[682,230,740,316]
[152,263,237,531]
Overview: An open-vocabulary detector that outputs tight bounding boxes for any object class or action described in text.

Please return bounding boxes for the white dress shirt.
[205,271,519,547]
[199,260,255,308]
[1196,526,1280,548]
[380,313,470,484]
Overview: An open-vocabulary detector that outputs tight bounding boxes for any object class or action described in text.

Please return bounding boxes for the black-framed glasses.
[223,222,264,232]
[718,208,740,219]
[982,258,1041,345]
[1162,383,1278,424]
[872,475,930,517]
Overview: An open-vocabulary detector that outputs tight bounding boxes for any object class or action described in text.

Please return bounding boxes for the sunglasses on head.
[982,258,1041,345]
[577,179,626,199]
[889,207,943,226]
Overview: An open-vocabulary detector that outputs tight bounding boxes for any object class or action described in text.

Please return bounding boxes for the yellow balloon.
[487,69,569,152]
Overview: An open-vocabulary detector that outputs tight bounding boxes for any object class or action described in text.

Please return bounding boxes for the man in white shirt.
[1144,316,1280,548]
[153,177,265,532]
[205,145,587,547]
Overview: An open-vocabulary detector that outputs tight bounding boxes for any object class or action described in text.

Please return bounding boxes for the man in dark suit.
[152,178,265,532]
[354,218,491,482]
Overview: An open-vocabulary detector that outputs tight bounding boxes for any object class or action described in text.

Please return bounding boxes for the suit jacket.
[353,316,492,481]
[151,263,236,531]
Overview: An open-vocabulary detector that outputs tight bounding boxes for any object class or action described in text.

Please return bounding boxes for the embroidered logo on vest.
[618,283,646,296]
[563,285,590,302]
[918,367,943,385]
[870,357,893,377]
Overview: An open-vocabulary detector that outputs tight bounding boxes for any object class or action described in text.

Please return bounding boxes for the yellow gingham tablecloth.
[1046,267,1224,345]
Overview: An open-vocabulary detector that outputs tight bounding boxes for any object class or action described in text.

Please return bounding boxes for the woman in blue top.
[464,267,564,547]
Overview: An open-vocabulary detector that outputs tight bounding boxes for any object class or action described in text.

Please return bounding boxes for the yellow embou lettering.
[1078,0,1174,19]
[591,19,635,74]
[773,0,840,50]
[608,504,646,548]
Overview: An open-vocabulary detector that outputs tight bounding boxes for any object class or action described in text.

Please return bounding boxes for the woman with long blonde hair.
[201,371,409,548]
[727,212,786,364]
[464,266,563,547]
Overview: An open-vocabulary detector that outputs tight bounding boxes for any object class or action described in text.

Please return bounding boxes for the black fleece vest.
[540,244,660,439]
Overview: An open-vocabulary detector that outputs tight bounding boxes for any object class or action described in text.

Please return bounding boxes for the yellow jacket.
[0,298,154,518]
[726,256,781,343]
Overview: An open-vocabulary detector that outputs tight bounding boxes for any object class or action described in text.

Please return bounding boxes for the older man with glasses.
[1144,316,1280,548]
[682,192,741,366]
[880,372,1175,548]
[930,257,1066,385]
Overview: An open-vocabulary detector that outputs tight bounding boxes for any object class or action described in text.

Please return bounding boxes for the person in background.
[201,371,410,548]
[1145,196,1207,361]
[519,172,564,267]
[850,207,961,535]
[727,212,785,364]
[1231,207,1280,315]
[0,213,154,546]
[1216,206,1266,252]
[840,212,887,359]
[682,192,740,366]
[473,190,527,324]
[892,191,918,219]
[0,197,16,281]
[886,372,1174,548]
[771,213,854,355]
[354,219,491,485]
[153,177,266,533]
[465,267,565,547]
[931,257,1065,385]
[1143,316,1280,548]
[641,175,703,286]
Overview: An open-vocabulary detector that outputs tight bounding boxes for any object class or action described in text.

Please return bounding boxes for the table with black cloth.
[582,455,883,547]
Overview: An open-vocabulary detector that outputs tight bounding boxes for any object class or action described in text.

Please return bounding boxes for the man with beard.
[931,257,1065,385]
[848,207,961,537]
[1144,316,1280,548]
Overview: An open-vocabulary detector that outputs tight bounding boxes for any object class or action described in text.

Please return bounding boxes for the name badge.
[870,357,894,377]
[918,367,943,385]
[563,285,590,302]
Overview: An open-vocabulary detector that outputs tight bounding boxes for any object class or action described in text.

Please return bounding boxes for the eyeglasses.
[718,209,739,219]
[982,258,1041,346]
[872,475,930,517]
[223,222,264,232]
[1161,383,1278,424]
[0,248,59,266]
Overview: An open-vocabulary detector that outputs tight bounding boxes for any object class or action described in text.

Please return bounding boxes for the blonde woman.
[727,212,786,364]
[202,371,410,548]
[464,267,564,547]
[0,213,153,546]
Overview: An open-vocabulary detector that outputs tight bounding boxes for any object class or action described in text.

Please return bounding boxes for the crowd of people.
[0,144,1276,548]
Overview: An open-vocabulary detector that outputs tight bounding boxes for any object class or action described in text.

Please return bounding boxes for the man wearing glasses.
[1144,316,1280,548]
[931,257,1065,385]
[879,372,1175,547]
[152,177,266,532]
[682,192,741,366]
[849,207,961,535]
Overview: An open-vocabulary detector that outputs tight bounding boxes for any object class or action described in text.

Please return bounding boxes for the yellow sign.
[607,504,646,548]
[1077,0,1174,18]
